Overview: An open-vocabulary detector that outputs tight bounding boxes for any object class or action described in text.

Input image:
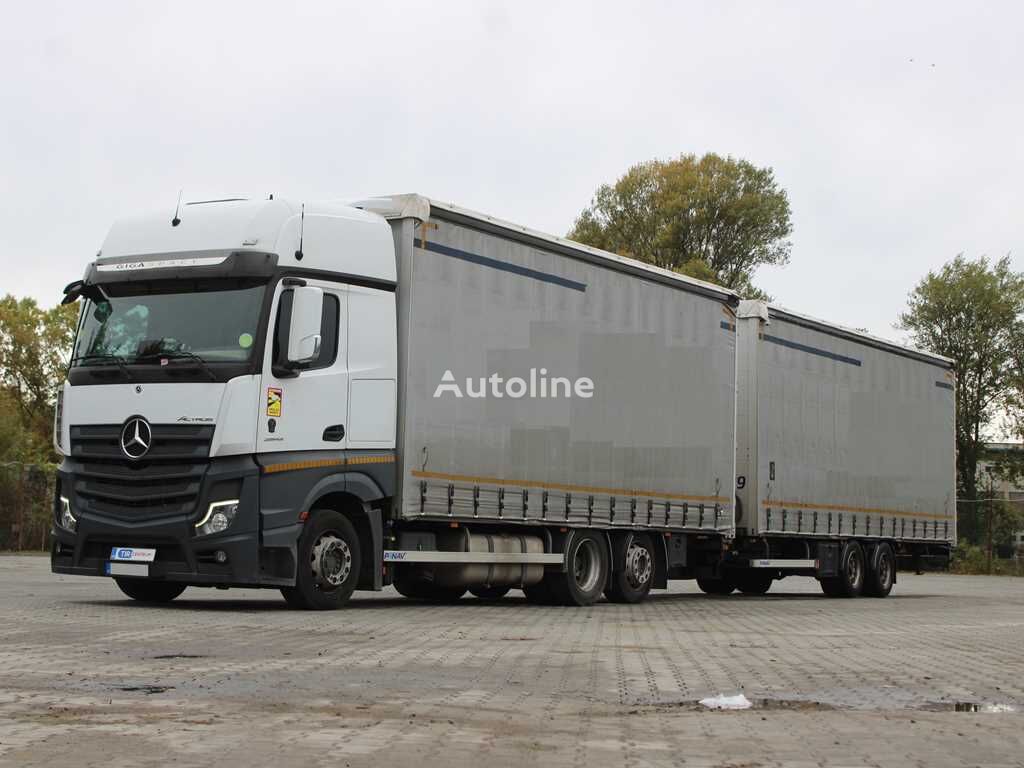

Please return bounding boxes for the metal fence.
[0,462,56,551]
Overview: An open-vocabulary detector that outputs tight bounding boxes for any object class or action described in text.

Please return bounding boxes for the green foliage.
[568,153,792,298]
[0,296,77,445]
[950,541,1024,576]
[898,255,1024,543]
[0,295,77,549]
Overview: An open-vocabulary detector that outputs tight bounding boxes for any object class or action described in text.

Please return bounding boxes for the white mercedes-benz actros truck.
[51,194,954,609]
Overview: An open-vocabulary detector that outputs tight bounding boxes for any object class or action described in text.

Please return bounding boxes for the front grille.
[69,424,213,520]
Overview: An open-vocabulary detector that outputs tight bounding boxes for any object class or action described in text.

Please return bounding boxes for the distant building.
[978,442,1024,557]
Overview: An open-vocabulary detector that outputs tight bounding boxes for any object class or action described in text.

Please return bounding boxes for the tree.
[0,296,77,439]
[568,153,792,298]
[0,296,77,549]
[898,255,1024,543]
[1008,324,1024,441]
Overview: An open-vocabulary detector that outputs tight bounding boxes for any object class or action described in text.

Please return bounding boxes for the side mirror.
[286,286,324,365]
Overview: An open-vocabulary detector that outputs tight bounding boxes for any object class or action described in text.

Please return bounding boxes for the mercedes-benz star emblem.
[120,417,152,460]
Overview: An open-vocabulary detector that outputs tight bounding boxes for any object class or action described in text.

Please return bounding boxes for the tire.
[819,540,865,598]
[469,585,511,601]
[864,542,895,598]
[280,510,361,610]
[392,567,466,602]
[548,531,609,606]
[605,534,656,604]
[116,579,187,604]
[736,572,773,595]
[697,576,736,595]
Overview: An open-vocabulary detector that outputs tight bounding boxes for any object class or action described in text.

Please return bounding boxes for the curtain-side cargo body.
[725,301,954,597]
[389,202,738,534]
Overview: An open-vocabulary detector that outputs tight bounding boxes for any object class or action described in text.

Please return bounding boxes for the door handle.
[323,424,345,442]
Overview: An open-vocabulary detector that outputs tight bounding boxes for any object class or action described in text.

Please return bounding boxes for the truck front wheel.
[281,510,361,610]
[116,579,187,604]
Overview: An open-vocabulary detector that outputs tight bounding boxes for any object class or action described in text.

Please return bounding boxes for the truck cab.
[52,197,399,608]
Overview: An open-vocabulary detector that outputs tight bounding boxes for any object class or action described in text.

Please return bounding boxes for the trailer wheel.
[864,542,895,598]
[549,531,609,606]
[115,579,187,604]
[819,540,865,598]
[697,576,736,596]
[469,585,511,601]
[281,510,361,610]
[736,572,773,595]
[605,534,655,603]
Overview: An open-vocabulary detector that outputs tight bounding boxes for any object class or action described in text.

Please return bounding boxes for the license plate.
[109,547,156,563]
[106,562,150,577]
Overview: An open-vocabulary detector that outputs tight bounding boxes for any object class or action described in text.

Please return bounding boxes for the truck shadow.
[73,589,931,613]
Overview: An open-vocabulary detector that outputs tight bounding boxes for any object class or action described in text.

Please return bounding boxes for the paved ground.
[0,556,1022,768]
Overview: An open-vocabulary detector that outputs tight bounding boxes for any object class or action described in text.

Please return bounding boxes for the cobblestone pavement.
[0,556,1022,768]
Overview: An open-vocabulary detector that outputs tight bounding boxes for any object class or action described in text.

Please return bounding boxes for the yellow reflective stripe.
[763,499,950,520]
[261,454,395,475]
[347,455,397,466]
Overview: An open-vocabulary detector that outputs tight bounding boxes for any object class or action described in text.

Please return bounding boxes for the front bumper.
[50,455,298,588]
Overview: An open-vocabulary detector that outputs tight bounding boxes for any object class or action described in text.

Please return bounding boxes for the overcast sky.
[2,1,1021,341]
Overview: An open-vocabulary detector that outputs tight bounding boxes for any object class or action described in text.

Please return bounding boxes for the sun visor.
[85,250,279,285]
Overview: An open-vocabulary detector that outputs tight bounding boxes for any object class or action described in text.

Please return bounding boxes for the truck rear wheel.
[697,576,736,595]
[115,579,187,604]
[819,540,865,598]
[549,531,609,606]
[864,542,895,598]
[605,534,655,603]
[281,510,361,610]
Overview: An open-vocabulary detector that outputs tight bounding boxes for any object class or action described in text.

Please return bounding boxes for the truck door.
[257,280,349,453]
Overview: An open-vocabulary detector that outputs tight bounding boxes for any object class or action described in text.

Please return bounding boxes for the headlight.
[195,500,240,537]
[58,496,76,532]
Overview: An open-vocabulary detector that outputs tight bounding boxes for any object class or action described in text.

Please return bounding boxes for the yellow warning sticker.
[266,387,282,417]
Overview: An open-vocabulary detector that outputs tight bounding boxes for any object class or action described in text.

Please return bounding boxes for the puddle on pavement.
[920,701,1018,713]
[637,695,1020,714]
[148,654,206,660]
[627,697,835,714]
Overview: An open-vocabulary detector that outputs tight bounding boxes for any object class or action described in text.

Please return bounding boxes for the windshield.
[72,282,266,366]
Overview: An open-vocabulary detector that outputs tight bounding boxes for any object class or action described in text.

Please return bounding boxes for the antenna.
[171,190,183,227]
[294,204,305,260]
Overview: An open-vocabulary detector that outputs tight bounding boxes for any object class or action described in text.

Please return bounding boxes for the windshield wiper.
[69,353,132,379]
[136,350,217,381]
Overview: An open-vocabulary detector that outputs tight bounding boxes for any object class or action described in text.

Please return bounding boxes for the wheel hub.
[311,534,352,589]
[624,541,652,589]
[573,540,601,593]
[846,551,861,587]
[878,552,892,587]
